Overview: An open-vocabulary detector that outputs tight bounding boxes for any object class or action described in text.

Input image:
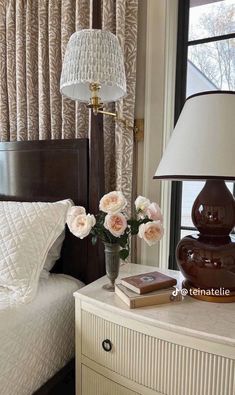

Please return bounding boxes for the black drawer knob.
[102,339,112,352]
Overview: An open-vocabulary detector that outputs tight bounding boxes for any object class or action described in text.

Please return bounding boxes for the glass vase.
[102,242,120,292]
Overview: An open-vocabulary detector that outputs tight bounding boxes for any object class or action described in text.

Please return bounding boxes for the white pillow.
[40,230,66,279]
[0,199,72,304]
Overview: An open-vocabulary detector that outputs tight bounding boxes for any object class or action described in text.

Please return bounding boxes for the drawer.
[82,365,140,395]
[81,310,235,395]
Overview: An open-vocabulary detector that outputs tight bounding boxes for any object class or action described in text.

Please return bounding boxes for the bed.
[0,136,105,394]
[0,274,83,394]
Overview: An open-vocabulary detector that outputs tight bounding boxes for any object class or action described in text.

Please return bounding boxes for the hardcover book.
[115,283,181,309]
[120,271,177,294]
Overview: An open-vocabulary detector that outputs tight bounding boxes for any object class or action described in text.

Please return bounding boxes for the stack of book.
[115,271,182,309]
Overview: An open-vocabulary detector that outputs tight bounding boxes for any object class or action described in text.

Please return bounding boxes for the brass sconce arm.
[87,83,144,140]
[88,83,130,128]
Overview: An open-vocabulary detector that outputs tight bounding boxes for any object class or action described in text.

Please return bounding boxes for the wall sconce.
[60,29,127,124]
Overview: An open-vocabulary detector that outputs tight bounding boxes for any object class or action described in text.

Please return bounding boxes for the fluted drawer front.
[82,310,235,395]
[82,365,140,395]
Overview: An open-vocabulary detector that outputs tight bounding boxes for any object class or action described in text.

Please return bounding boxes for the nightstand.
[74,263,235,395]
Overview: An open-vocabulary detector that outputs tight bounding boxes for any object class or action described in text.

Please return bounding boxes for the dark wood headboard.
[0,138,105,284]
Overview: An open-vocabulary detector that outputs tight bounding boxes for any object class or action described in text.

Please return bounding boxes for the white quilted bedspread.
[0,274,83,395]
[0,200,72,305]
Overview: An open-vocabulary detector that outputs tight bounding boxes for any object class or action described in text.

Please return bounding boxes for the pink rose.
[135,196,150,213]
[99,191,127,214]
[68,213,96,239]
[146,203,163,223]
[138,221,164,246]
[104,213,127,237]
[67,206,86,227]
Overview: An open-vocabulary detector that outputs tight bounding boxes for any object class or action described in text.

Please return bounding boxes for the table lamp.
[60,29,126,120]
[154,91,235,302]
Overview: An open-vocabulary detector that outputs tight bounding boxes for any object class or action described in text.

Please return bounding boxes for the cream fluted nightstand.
[74,263,235,395]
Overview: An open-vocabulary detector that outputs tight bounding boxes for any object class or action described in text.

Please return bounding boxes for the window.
[169,0,235,269]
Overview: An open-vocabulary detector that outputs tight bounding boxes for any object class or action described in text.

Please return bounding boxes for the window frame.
[169,0,235,270]
[169,0,189,270]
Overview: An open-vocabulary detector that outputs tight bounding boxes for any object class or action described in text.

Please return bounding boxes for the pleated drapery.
[0,0,90,141]
[0,0,138,212]
[102,0,138,213]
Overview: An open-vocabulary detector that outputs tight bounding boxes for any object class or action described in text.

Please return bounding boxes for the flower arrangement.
[67,191,164,260]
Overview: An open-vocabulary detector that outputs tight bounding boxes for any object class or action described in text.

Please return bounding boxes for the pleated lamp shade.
[60,29,126,103]
[154,92,235,181]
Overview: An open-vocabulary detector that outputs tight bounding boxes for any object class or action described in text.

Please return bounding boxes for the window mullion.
[188,32,235,46]
[169,0,190,270]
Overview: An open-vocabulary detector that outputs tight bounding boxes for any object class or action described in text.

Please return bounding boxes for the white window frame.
[141,0,178,269]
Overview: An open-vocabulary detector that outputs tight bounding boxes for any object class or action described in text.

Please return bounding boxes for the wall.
[135,0,146,207]
[135,0,178,267]
[135,0,147,264]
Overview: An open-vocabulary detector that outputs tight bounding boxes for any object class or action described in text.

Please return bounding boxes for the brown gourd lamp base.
[177,180,235,302]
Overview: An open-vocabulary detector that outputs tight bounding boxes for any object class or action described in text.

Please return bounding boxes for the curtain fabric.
[102,0,138,213]
[0,0,138,212]
[0,0,90,141]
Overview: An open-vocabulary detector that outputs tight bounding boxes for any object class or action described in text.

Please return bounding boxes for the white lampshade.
[60,29,126,103]
[154,92,235,181]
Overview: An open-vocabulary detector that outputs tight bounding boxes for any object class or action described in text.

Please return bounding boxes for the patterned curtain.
[102,0,138,213]
[0,0,138,210]
[0,0,90,141]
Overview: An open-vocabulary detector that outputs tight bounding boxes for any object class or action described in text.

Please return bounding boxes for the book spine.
[140,280,176,294]
[133,293,182,308]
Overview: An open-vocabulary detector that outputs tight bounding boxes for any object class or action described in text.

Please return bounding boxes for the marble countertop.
[75,263,235,348]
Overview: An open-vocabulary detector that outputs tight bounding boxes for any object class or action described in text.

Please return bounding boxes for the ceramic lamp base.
[182,280,235,303]
[177,180,235,302]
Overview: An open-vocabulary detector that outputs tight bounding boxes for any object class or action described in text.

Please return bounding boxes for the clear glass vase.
[102,242,120,292]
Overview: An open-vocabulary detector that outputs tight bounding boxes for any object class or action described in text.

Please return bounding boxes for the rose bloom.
[135,196,151,213]
[146,202,163,223]
[68,213,96,239]
[67,206,86,227]
[99,191,127,214]
[104,213,127,237]
[138,221,164,246]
